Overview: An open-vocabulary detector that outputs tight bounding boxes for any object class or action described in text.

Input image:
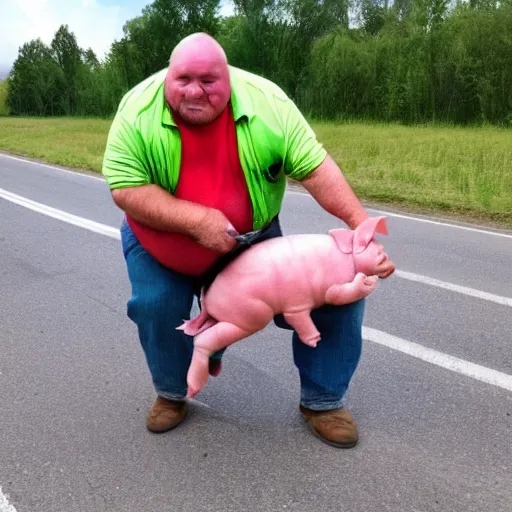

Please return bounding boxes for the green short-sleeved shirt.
[102,65,327,230]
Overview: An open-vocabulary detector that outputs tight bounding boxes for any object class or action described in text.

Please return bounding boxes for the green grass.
[0,117,112,170]
[0,116,511,227]
[0,81,9,116]
[314,121,512,226]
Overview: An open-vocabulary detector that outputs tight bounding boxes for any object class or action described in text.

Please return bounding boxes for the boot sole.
[147,419,186,434]
[301,415,358,449]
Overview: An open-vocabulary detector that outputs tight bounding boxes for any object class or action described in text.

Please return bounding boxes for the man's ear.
[328,228,354,254]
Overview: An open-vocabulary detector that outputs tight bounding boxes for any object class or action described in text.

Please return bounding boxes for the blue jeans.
[120,217,365,410]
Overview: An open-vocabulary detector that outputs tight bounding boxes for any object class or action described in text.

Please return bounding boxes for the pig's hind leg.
[187,322,252,398]
[282,311,321,348]
[325,273,378,305]
[176,288,217,335]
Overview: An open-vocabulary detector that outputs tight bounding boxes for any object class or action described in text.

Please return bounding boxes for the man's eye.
[203,80,214,85]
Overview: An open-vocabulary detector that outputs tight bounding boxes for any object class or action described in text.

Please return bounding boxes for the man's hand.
[374,252,395,279]
[191,208,239,254]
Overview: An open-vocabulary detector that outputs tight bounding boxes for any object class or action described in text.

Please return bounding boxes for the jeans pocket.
[121,220,143,260]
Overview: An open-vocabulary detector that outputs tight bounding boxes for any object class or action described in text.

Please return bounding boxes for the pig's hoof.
[364,275,378,285]
[208,359,222,377]
[353,273,377,297]
[303,336,320,348]
[186,387,199,399]
[176,320,188,331]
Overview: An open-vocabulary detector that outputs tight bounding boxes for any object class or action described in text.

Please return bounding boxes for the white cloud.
[0,0,145,72]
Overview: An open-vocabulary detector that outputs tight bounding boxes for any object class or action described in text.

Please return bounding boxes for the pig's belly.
[205,285,276,332]
[204,274,321,332]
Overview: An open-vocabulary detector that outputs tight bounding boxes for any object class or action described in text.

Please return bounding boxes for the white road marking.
[1,187,511,309]
[1,158,510,509]
[395,270,512,307]
[363,327,512,392]
[189,398,211,408]
[0,487,17,512]
[2,187,512,392]
[367,209,512,240]
[0,153,105,182]
[2,151,511,238]
[286,189,512,239]
[0,188,120,240]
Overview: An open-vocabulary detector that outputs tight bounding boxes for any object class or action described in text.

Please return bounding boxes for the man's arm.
[300,155,368,230]
[102,112,237,254]
[112,185,238,254]
[277,92,394,278]
[112,185,208,234]
[278,96,367,230]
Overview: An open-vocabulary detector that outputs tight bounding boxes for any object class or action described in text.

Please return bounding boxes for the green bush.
[0,80,9,116]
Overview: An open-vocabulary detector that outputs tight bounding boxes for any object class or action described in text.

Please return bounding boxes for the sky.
[0,0,234,77]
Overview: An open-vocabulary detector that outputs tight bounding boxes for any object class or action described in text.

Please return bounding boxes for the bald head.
[169,33,227,67]
[164,33,231,125]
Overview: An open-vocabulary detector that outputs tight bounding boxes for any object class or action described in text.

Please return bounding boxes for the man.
[102,33,395,448]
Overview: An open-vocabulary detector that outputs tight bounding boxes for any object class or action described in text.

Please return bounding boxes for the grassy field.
[315,121,512,226]
[0,116,510,227]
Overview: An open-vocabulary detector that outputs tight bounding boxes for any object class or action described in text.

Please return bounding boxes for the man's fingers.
[213,234,239,254]
[226,221,239,238]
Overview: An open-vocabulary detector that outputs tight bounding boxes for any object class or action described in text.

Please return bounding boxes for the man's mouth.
[184,103,207,111]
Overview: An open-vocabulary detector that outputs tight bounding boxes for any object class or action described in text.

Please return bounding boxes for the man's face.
[165,52,231,125]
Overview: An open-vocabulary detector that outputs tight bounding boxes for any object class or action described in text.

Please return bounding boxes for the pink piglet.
[178,216,390,398]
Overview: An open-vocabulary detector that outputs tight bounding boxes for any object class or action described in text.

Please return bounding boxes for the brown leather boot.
[146,396,189,433]
[300,405,359,448]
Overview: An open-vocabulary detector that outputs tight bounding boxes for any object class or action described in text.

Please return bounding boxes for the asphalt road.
[1,152,511,512]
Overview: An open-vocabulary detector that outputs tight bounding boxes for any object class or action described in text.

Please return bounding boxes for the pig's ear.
[353,216,388,254]
[328,228,354,254]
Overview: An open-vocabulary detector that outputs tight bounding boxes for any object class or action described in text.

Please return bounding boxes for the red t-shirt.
[126,105,253,276]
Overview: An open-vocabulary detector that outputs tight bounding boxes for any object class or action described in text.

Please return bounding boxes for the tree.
[222,0,348,98]
[4,0,511,123]
[121,0,221,79]
[51,25,82,114]
[83,48,99,70]
[7,39,65,115]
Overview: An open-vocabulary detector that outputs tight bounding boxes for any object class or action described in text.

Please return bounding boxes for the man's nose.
[184,82,204,98]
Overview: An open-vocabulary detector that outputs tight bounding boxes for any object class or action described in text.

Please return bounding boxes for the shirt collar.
[228,66,254,122]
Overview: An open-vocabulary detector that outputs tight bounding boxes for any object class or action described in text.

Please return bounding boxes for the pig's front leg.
[187,322,252,398]
[283,311,321,348]
[325,273,378,306]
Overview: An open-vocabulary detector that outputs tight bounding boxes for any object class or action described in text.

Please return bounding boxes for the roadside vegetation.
[0,81,9,116]
[1,0,510,227]
[3,0,512,126]
[1,117,510,227]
